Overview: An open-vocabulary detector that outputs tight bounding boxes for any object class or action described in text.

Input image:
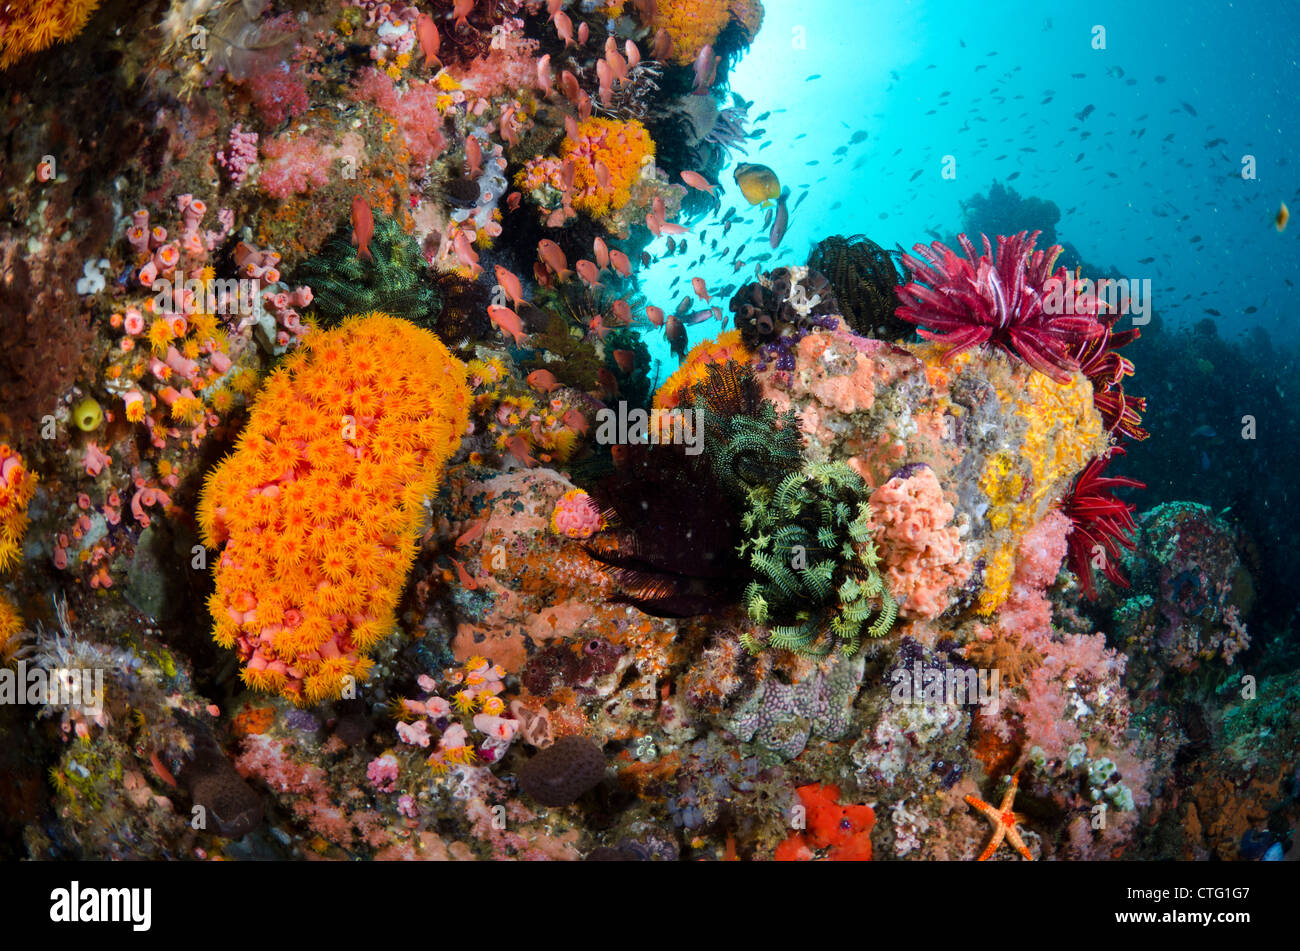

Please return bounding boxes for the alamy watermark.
[151,277,261,317]
[1043,276,1151,325]
[594,402,704,456]
[890,662,1001,714]
[0,661,104,717]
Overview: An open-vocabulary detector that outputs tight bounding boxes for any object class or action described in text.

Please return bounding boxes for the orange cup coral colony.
[198,313,470,705]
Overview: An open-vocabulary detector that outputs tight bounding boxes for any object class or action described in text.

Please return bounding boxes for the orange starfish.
[965,772,1035,861]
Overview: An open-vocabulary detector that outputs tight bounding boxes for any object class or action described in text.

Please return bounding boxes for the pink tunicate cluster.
[262,285,313,348]
[126,198,233,290]
[82,442,111,478]
[868,465,970,619]
[366,753,400,792]
[217,124,259,185]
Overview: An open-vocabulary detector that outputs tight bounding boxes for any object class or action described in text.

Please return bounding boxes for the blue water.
[638,0,1300,376]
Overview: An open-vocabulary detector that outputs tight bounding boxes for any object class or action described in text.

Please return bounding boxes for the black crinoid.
[583,362,802,618]
[293,211,441,329]
[806,234,911,340]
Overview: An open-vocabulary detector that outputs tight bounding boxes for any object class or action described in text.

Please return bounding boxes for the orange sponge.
[198,313,470,705]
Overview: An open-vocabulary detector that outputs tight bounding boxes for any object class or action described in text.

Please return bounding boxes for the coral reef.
[0,0,1291,877]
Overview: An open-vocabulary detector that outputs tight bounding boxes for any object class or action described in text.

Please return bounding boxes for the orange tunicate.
[231,705,276,737]
[198,313,470,705]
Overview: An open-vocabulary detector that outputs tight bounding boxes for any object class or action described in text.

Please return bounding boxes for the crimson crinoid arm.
[1062,448,1146,599]
[1071,307,1149,441]
[896,231,1105,382]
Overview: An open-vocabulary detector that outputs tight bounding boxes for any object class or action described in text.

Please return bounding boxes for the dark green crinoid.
[736,461,897,656]
[294,212,440,329]
[807,234,910,340]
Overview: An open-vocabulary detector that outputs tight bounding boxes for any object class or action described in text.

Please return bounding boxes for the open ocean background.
[637,0,1300,374]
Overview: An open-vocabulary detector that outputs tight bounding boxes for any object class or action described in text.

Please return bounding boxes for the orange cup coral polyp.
[198,313,470,705]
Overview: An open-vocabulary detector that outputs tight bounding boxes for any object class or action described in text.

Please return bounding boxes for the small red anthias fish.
[577,20,589,45]
[645,304,665,328]
[561,70,581,104]
[453,230,481,276]
[588,314,609,340]
[564,114,581,141]
[537,239,571,280]
[594,160,612,191]
[533,260,553,288]
[553,10,575,46]
[561,409,590,435]
[692,276,711,302]
[652,195,667,221]
[576,259,603,287]
[661,221,689,235]
[680,170,715,194]
[499,106,519,148]
[692,44,718,94]
[536,53,553,94]
[494,265,526,307]
[527,369,562,394]
[577,90,593,120]
[449,556,479,590]
[596,59,614,107]
[653,27,672,62]
[465,134,483,178]
[625,39,641,68]
[452,0,475,31]
[597,367,619,398]
[547,0,563,15]
[613,349,635,373]
[487,305,529,346]
[503,435,538,468]
[506,190,522,212]
[416,13,440,67]
[645,213,662,237]
[610,298,632,325]
[609,249,632,277]
[455,519,485,549]
[593,236,610,271]
[606,48,629,83]
[351,196,374,261]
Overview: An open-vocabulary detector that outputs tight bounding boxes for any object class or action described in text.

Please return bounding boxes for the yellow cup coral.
[652,0,734,65]
[198,314,470,705]
[0,444,36,576]
[1,0,101,70]
[517,117,654,220]
[0,594,24,666]
[653,329,751,412]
